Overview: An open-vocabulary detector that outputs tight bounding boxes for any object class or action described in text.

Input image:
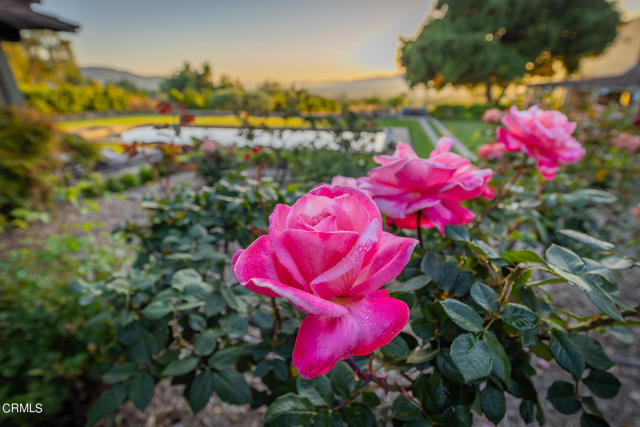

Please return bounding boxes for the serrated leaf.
[450,333,492,383]
[161,357,198,377]
[600,255,634,270]
[569,334,613,371]
[550,330,584,377]
[86,382,129,426]
[501,303,538,331]
[501,250,546,265]
[483,331,511,385]
[330,362,357,398]
[480,384,505,424]
[296,375,333,406]
[470,282,498,312]
[558,229,614,251]
[382,336,410,359]
[546,381,581,414]
[264,393,315,425]
[440,299,483,332]
[194,329,218,356]
[129,373,154,411]
[207,345,246,368]
[102,363,138,384]
[445,225,470,242]
[583,369,621,399]
[213,370,251,404]
[546,244,584,273]
[141,300,173,319]
[188,370,215,413]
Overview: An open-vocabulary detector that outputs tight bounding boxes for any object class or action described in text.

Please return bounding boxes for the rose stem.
[416,210,424,248]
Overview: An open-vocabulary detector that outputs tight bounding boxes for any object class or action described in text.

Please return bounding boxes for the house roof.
[530,62,640,90]
[0,0,78,41]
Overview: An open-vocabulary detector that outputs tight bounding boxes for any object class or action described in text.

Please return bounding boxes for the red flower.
[244,153,251,161]
[252,146,262,154]
[156,101,173,114]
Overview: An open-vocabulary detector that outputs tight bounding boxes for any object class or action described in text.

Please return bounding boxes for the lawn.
[374,118,432,156]
[438,119,494,152]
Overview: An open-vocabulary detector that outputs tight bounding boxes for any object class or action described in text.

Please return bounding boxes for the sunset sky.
[37,0,640,83]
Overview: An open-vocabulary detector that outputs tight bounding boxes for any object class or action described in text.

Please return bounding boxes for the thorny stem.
[271,298,282,338]
[497,263,528,313]
[566,304,639,332]
[416,210,424,248]
[171,311,194,351]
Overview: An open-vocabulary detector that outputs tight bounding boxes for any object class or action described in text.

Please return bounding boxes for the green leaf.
[129,373,154,411]
[253,310,274,329]
[188,370,215,413]
[450,333,492,383]
[600,255,634,270]
[454,404,472,427]
[204,294,226,316]
[501,250,546,265]
[189,313,207,331]
[407,348,438,364]
[550,330,584,378]
[382,336,410,359]
[445,225,470,242]
[86,382,129,426]
[220,283,240,311]
[483,331,511,385]
[501,304,538,331]
[342,402,375,427]
[546,244,584,273]
[361,391,381,408]
[546,381,581,414]
[330,362,357,398]
[219,313,249,339]
[440,299,483,332]
[583,369,621,399]
[213,370,251,404]
[470,282,498,312]
[563,189,616,205]
[387,274,431,292]
[470,239,499,258]
[264,393,315,425]
[313,408,342,427]
[480,384,505,424]
[296,375,333,406]
[161,357,198,377]
[102,362,138,384]
[569,334,613,371]
[171,268,204,291]
[581,413,610,427]
[519,400,534,424]
[392,396,422,421]
[141,300,173,319]
[194,329,218,356]
[558,229,614,251]
[207,346,246,368]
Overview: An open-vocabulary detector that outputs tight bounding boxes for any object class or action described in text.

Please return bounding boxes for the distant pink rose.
[232,185,417,379]
[610,132,640,154]
[200,138,217,153]
[497,106,584,179]
[477,142,507,160]
[359,139,492,235]
[482,108,503,124]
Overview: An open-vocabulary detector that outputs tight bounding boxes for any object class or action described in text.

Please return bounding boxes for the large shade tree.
[399,0,620,102]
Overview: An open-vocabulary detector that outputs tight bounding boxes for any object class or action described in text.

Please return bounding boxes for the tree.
[160,62,214,93]
[399,0,620,102]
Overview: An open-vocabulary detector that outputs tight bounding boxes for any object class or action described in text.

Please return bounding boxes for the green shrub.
[59,133,102,170]
[20,82,131,114]
[103,177,124,193]
[0,107,59,217]
[119,173,139,190]
[0,229,127,425]
[138,165,155,184]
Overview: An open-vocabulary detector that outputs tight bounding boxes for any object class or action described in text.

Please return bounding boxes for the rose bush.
[71,106,639,427]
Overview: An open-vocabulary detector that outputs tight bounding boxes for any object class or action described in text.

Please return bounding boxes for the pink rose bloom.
[359,139,492,235]
[477,142,507,160]
[497,106,585,179]
[200,139,217,153]
[482,108,503,124]
[330,176,360,187]
[611,132,640,154]
[232,185,417,379]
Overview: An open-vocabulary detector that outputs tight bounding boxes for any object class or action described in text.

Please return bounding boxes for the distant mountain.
[80,66,410,98]
[296,75,410,99]
[81,66,164,91]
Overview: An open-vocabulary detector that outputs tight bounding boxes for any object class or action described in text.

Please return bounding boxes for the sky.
[36,0,640,84]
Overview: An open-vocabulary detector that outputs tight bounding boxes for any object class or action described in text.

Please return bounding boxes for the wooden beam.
[0,43,24,106]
